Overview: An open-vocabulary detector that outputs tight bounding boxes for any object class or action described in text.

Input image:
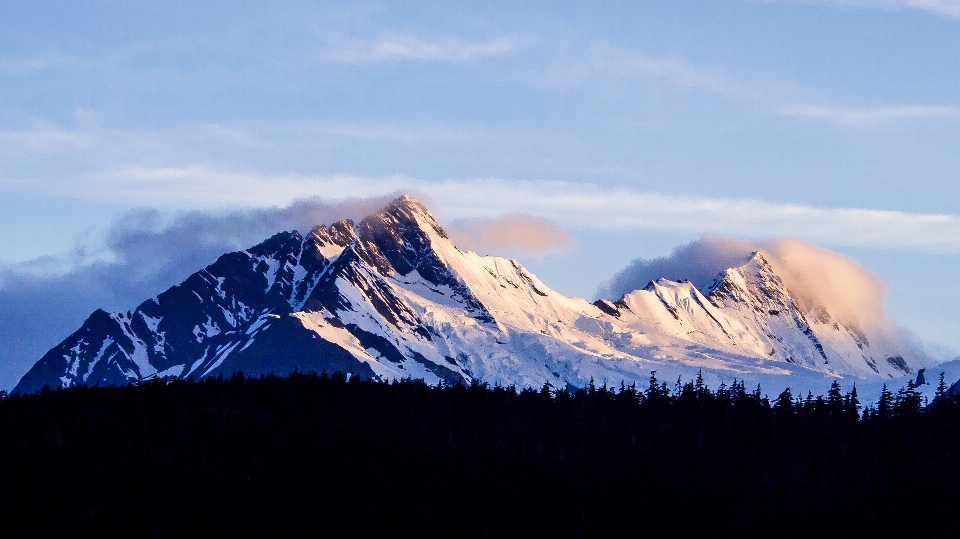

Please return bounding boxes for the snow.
[110,312,157,379]
[39,196,929,399]
[81,339,114,382]
[220,306,237,328]
[245,314,273,335]
[141,313,162,333]
[297,201,926,394]
[184,349,211,379]
[202,316,221,338]
[201,340,245,378]
[293,311,372,360]
[317,243,345,260]
[157,364,184,378]
[258,257,280,292]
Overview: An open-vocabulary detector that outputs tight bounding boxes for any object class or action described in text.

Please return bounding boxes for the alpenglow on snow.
[15,195,923,395]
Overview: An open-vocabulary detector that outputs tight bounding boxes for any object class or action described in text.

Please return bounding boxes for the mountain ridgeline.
[15,195,923,395]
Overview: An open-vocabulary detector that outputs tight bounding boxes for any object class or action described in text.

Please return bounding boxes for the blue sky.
[2,0,960,387]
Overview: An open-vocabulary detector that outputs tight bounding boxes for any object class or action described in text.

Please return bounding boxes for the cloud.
[589,45,761,102]
[0,195,398,391]
[2,189,946,390]
[311,124,553,146]
[420,179,960,254]
[15,171,960,254]
[762,238,888,329]
[372,37,517,61]
[30,167,408,209]
[776,104,960,124]
[597,235,915,351]
[320,36,518,63]
[446,214,576,257]
[0,126,98,155]
[588,44,960,126]
[751,0,960,17]
[596,235,760,299]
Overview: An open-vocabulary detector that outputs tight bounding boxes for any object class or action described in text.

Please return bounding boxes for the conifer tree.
[895,379,922,417]
[827,380,844,417]
[774,387,794,417]
[694,370,708,398]
[644,371,668,402]
[716,381,729,401]
[877,384,893,420]
[844,385,861,423]
[935,372,948,403]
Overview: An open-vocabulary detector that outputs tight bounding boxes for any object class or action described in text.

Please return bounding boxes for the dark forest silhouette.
[1,371,958,537]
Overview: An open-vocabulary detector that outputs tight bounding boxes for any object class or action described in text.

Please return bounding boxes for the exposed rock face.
[15,196,921,395]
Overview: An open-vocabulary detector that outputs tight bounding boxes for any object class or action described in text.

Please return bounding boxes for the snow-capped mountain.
[14,195,923,395]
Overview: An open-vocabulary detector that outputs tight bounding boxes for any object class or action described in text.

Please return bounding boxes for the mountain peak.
[381,194,433,218]
[15,196,924,395]
[388,193,424,209]
[705,249,788,302]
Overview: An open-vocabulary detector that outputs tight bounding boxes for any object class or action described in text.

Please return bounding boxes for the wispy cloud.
[589,45,760,101]
[425,179,960,253]
[68,167,395,208]
[0,121,553,167]
[0,126,97,155]
[21,168,960,254]
[311,124,552,146]
[320,36,519,63]
[372,37,517,61]
[751,0,960,18]
[0,123,253,160]
[588,45,959,126]
[777,104,960,124]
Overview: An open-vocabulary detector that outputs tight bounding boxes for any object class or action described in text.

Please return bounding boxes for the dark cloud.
[0,194,398,390]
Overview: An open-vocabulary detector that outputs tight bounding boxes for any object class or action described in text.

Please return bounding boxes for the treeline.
[2,371,960,537]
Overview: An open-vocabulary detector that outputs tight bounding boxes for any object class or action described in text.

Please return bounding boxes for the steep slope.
[14,196,924,395]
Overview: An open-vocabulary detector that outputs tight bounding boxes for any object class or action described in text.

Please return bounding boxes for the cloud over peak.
[0,195,401,391]
[598,234,898,338]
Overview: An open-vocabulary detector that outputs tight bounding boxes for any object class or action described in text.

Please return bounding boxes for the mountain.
[14,195,924,395]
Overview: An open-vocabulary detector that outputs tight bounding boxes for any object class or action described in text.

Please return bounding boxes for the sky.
[2,0,960,389]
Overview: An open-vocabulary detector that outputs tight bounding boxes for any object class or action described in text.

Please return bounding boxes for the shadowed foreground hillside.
[2,373,960,537]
